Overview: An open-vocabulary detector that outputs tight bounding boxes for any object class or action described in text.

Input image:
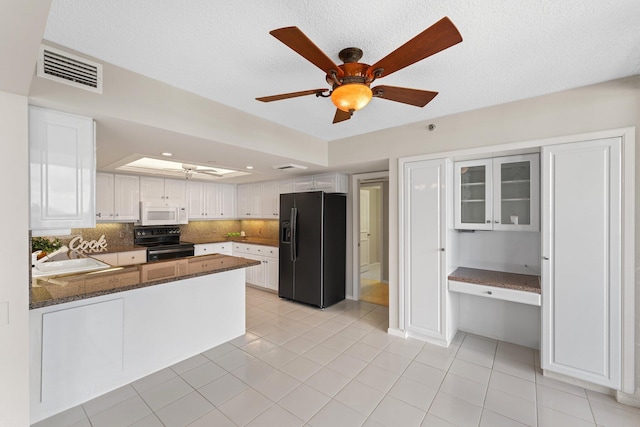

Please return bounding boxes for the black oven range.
[134,226,195,262]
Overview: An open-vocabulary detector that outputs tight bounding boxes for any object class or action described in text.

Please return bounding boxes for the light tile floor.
[34,286,640,427]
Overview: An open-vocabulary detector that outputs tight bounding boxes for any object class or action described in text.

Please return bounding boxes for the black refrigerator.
[279,191,346,308]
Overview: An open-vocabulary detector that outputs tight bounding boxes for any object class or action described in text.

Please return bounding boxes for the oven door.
[147,246,195,262]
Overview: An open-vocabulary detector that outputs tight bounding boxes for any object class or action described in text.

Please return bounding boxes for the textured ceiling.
[43,0,640,142]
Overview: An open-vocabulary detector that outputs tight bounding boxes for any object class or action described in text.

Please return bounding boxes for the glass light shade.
[331,83,373,112]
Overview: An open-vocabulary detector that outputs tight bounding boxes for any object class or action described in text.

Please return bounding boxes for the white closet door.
[403,158,447,342]
[541,137,621,389]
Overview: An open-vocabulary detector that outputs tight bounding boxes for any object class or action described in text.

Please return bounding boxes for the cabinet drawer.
[194,243,215,256]
[263,247,278,258]
[448,280,541,306]
[117,250,147,266]
[212,242,232,254]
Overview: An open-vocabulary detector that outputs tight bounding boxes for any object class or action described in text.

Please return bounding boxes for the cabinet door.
[248,183,263,217]
[164,179,187,207]
[203,183,219,219]
[313,173,342,192]
[493,154,539,231]
[261,181,279,218]
[114,175,140,221]
[187,181,205,219]
[139,176,165,202]
[219,184,236,218]
[236,184,250,218]
[541,138,621,389]
[264,256,278,291]
[278,179,292,195]
[29,107,95,230]
[402,158,449,343]
[454,159,492,230]
[292,176,314,192]
[95,173,115,221]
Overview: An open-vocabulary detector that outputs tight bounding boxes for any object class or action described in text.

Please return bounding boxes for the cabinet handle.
[96,212,102,218]
[494,220,499,223]
[439,248,445,252]
[543,256,549,260]
[486,220,490,223]
[487,291,493,295]
[115,213,119,217]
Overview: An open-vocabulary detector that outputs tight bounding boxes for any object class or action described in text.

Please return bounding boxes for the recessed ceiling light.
[161,152,173,157]
[246,166,254,169]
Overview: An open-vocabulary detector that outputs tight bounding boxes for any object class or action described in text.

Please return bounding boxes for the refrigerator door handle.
[290,207,297,262]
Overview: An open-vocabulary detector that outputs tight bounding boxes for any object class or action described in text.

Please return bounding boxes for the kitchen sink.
[32,257,111,278]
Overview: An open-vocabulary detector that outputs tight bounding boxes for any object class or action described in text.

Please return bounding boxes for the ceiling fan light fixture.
[331,83,372,112]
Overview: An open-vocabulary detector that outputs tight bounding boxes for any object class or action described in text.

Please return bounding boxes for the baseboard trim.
[387,328,406,338]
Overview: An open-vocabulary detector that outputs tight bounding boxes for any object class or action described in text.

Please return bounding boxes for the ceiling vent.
[37,45,103,94]
[273,163,308,171]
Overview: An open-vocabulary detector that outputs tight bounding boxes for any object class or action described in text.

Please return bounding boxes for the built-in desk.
[448,267,541,306]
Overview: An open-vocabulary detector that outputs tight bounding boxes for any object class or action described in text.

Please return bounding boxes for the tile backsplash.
[35,220,279,248]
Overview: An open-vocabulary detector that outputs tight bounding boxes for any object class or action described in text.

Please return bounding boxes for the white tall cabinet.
[541,137,623,390]
[400,158,454,345]
[29,106,96,231]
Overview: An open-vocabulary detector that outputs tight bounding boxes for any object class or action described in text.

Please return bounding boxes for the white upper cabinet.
[96,173,139,222]
[541,137,622,390]
[187,181,236,220]
[29,106,96,231]
[218,183,236,218]
[291,173,348,193]
[140,177,186,206]
[261,181,279,218]
[113,175,140,221]
[237,183,262,218]
[455,154,539,231]
[95,173,115,220]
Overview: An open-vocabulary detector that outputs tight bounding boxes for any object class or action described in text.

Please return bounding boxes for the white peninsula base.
[29,269,246,424]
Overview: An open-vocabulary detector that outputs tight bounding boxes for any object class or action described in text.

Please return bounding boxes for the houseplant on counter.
[31,237,63,260]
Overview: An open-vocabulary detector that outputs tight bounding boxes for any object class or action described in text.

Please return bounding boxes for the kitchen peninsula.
[29,253,260,423]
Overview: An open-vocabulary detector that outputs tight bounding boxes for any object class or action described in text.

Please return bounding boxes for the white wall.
[0,90,30,426]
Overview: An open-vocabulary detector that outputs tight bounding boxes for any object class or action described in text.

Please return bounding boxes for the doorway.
[353,172,389,307]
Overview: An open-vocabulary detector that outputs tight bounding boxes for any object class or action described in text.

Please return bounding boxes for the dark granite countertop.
[448,267,541,294]
[30,254,260,309]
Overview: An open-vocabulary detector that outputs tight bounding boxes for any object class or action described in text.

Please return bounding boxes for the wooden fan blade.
[256,89,328,102]
[372,85,438,107]
[368,17,462,79]
[270,27,343,77]
[333,108,352,124]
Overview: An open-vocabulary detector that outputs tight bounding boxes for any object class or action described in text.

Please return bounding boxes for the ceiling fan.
[256,17,463,124]
[164,163,225,179]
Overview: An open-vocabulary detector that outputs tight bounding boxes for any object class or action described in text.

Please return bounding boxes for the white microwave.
[139,202,188,226]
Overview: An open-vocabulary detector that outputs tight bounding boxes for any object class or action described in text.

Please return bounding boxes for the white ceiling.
[42,0,640,144]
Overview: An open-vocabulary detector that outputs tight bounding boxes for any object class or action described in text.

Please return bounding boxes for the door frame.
[351,171,389,301]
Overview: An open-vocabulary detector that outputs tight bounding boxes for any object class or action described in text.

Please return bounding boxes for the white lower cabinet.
[232,243,278,290]
[541,137,623,390]
[400,157,454,345]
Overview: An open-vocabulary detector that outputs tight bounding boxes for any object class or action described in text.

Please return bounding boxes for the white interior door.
[360,189,370,267]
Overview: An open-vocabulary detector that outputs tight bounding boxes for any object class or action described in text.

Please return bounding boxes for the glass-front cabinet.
[455,154,539,231]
